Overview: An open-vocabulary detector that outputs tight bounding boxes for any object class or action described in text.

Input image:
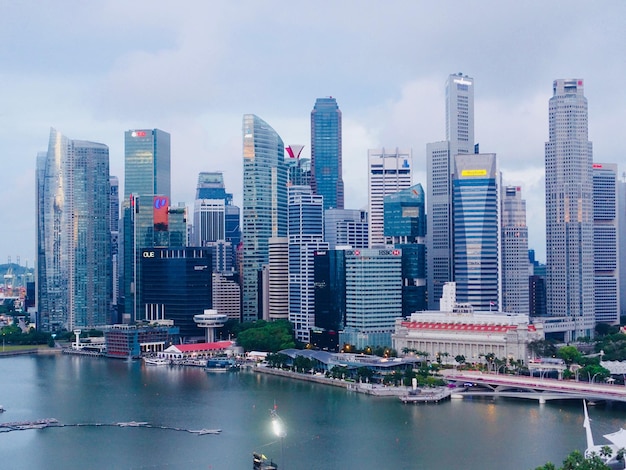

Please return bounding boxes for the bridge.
[441,370,626,404]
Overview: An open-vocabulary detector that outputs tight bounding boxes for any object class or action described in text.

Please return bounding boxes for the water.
[0,354,625,470]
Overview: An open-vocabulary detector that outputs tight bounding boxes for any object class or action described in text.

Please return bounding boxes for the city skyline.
[2,2,626,264]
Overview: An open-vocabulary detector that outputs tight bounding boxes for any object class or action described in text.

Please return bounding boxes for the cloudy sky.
[1,1,624,266]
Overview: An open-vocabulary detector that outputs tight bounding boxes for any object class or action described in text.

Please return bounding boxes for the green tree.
[356,367,374,382]
[557,346,582,367]
[293,355,313,373]
[535,450,611,470]
[235,320,295,352]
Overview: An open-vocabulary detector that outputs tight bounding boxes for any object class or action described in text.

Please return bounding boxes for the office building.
[427,73,475,310]
[313,248,347,351]
[110,176,120,322]
[288,186,328,343]
[324,209,368,250]
[384,184,427,314]
[268,237,289,321]
[452,153,501,311]
[122,129,171,322]
[545,79,595,340]
[619,179,626,320]
[286,145,311,187]
[340,248,403,349]
[367,148,412,247]
[36,128,111,331]
[501,186,529,314]
[212,272,241,322]
[593,163,619,325]
[242,114,288,322]
[140,247,212,339]
[311,97,344,210]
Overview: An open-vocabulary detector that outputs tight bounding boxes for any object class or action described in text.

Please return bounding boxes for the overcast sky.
[1,1,624,266]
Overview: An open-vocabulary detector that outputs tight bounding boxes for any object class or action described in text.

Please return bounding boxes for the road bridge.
[442,370,626,404]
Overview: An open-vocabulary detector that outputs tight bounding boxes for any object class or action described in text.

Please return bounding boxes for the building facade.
[311,97,343,211]
[367,148,412,248]
[501,186,529,314]
[545,79,595,340]
[242,114,288,322]
[593,163,620,325]
[122,129,171,322]
[452,153,501,311]
[36,129,112,331]
[268,237,289,321]
[324,209,368,250]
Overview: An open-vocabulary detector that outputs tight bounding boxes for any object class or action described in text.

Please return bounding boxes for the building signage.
[461,169,487,177]
[131,130,147,137]
[143,251,155,258]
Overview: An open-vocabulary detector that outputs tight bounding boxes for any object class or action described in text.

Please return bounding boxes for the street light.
[590,373,601,384]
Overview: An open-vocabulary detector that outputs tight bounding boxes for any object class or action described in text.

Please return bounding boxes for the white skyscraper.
[593,163,619,325]
[545,79,595,340]
[367,148,412,248]
[501,186,529,314]
[427,73,475,309]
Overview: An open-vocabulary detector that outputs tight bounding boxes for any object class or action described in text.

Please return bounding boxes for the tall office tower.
[268,237,289,321]
[288,186,329,343]
[324,209,368,249]
[367,148,412,247]
[286,145,311,187]
[140,247,212,339]
[311,97,344,210]
[452,153,501,311]
[619,178,626,320]
[545,79,595,340]
[36,128,112,332]
[529,250,547,317]
[313,248,347,351]
[242,115,288,322]
[340,248,403,349]
[110,176,120,323]
[212,272,241,321]
[501,186,529,314]
[122,129,171,322]
[593,163,619,325]
[384,184,427,314]
[427,73,475,310]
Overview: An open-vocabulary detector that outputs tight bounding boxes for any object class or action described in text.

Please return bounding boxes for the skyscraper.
[427,73,475,309]
[311,97,344,211]
[501,186,529,314]
[593,163,619,325]
[110,176,120,323]
[288,186,328,343]
[367,148,412,247]
[36,128,111,331]
[545,79,595,340]
[122,129,171,322]
[242,114,288,322]
[452,153,501,311]
[324,209,368,249]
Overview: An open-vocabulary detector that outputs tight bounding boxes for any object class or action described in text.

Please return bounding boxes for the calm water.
[0,355,625,470]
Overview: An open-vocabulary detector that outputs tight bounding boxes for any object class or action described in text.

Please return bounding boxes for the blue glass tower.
[242,115,288,322]
[36,129,112,331]
[311,97,344,211]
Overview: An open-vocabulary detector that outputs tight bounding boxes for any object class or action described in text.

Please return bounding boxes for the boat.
[142,357,170,366]
[0,405,4,413]
[583,399,626,468]
[206,358,239,372]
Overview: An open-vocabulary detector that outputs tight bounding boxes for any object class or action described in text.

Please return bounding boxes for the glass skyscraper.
[242,115,288,322]
[501,186,529,314]
[427,73,475,309]
[36,129,112,331]
[452,153,501,311]
[311,97,344,211]
[545,79,595,340]
[122,129,171,322]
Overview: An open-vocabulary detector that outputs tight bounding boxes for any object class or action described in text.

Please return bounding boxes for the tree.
[557,346,582,367]
[528,339,557,359]
[535,450,611,470]
[235,320,296,352]
[455,355,466,365]
[356,367,374,382]
[293,355,313,373]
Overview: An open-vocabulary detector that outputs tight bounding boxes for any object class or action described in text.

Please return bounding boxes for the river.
[0,354,624,470]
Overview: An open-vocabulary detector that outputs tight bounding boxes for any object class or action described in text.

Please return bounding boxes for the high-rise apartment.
[36,129,111,331]
[288,186,328,343]
[427,73,475,309]
[593,163,619,325]
[367,148,412,247]
[545,79,595,340]
[311,97,344,211]
[242,115,288,322]
[122,129,171,322]
[501,186,529,314]
[452,153,501,311]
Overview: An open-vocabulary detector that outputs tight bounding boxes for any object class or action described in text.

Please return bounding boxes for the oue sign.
[143,251,155,258]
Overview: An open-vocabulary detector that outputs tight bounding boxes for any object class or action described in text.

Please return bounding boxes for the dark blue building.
[384,184,427,314]
[311,97,344,211]
[140,247,212,339]
[312,249,346,351]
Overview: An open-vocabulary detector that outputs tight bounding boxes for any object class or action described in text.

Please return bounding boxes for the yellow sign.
[461,169,487,177]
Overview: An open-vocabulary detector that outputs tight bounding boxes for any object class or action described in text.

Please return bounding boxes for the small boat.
[143,357,170,366]
[0,405,5,413]
[206,358,239,372]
